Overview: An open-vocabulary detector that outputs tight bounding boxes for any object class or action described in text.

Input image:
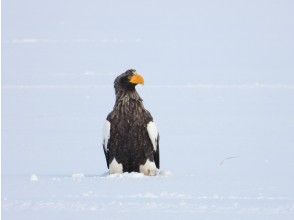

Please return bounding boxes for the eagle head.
[114,69,144,92]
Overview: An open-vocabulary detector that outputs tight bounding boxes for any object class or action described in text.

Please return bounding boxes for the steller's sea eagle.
[102,69,159,176]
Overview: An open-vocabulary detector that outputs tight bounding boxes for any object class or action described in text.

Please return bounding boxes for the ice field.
[3,84,294,219]
[2,0,294,219]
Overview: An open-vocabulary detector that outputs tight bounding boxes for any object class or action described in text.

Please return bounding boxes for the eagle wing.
[147,121,160,169]
[102,120,111,168]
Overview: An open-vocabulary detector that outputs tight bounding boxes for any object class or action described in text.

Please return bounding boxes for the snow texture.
[71,173,85,181]
[2,0,294,219]
[30,174,38,182]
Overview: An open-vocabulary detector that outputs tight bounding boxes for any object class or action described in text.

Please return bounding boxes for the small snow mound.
[99,171,110,177]
[132,193,158,198]
[158,170,172,177]
[101,170,170,178]
[72,173,85,181]
[106,172,145,178]
[51,177,61,181]
[126,172,145,178]
[30,174,38,182]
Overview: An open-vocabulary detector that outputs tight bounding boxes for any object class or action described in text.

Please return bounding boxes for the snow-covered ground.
[3,171,294,220]
[3,85,294,219]
[2,0,294,219]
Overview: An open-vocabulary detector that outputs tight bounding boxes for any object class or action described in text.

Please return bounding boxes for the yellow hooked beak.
[129,73,144,85]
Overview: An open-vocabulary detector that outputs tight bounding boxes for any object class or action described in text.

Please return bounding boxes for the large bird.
[102,69,159,176]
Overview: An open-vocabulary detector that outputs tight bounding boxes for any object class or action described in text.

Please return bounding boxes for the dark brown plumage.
[102,69,159,175]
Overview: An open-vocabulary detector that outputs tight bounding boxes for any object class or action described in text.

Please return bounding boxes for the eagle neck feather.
[115,90,142,106]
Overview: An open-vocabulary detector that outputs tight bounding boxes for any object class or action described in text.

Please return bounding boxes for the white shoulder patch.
[103,120,111,151]
[147,121,159,151]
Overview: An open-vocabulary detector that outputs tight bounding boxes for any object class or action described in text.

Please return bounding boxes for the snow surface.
[30,174,38,182]
[3,83,294,220]
[2,0,294,219]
